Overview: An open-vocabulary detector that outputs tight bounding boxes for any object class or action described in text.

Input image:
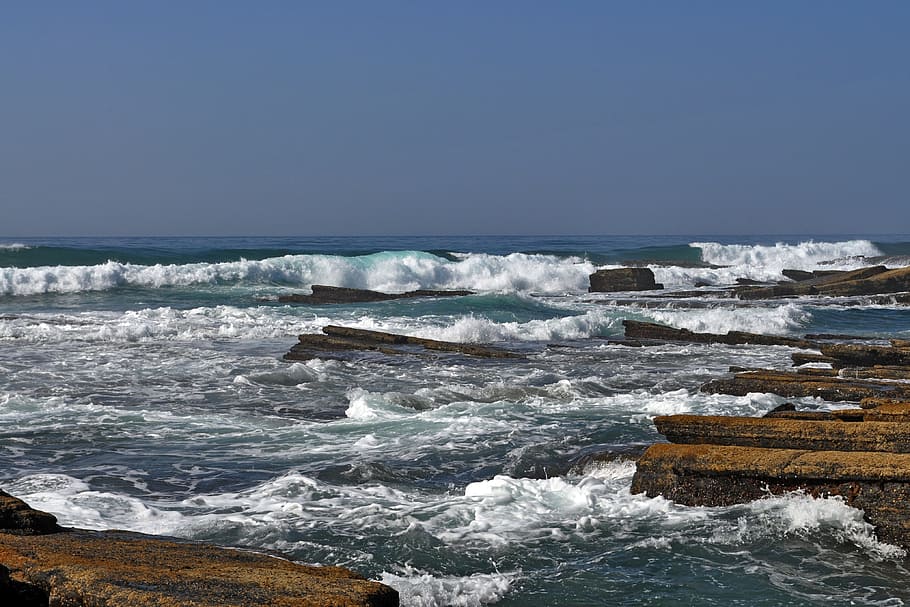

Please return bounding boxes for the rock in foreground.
[0,491,398,607]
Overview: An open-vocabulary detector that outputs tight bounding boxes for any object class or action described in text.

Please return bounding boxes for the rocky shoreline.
[0,491,398,607]
[628,316,910,550]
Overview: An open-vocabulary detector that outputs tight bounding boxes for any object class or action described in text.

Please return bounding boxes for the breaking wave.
[0,251,593,297]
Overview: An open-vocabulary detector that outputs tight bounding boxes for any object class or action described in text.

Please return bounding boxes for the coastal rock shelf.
[285,325,520,361]
[0,491,398,607]
[278,285,474,304]
[631,442,910,548]
[620,320,818,348]
[630,319,910,548]
[735,265,910,299]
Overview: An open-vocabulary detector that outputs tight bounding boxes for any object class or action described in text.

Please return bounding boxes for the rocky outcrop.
[621,320,817,348]
[700,369,910,401]
[0,491,61,535]
[631,443,910,548]
[654,414,910,452]
[588,268,663,292]
[279,285,473,304]
[737,265,910,299]
[819,343,910,367]
[0,492,398,607]
[285,325,519,361]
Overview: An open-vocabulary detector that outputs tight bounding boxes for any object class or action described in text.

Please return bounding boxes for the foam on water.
[0,242,30,250]
[6,473,184,534]
[380,566,516,607]
[643,302,811,335]
[0,306,331,342]
[640,240,889,288]
[692,240,884,269]
[0,251,593,297]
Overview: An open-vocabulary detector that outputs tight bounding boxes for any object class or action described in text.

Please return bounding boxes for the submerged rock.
[588,268,663,292]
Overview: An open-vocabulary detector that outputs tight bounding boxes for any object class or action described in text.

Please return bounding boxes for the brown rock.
[820,343,910,367]
[654,414,910,452]
[700,369,910,402]
[285,326,519,361]
[622,320,816,348]
[736,265,897,299]
[0,491,60,535]
[0,529,398,607]
[279,285,473,304]
[588,268,663,292]
[630,443,910,548]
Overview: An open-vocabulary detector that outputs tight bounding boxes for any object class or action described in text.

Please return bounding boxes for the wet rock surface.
[588,268,663,292]
[0,492,398,607]
[278,285,473,304]
[285,325,520,361]
[632,323,910,549]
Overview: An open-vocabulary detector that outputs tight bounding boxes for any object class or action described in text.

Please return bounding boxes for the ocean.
[2,234,910,606]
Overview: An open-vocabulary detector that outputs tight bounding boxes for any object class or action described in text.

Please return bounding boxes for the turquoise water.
[2,235,910,606]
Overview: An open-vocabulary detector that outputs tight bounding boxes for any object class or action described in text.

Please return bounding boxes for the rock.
[791,352,838,366]
[588,268,663,292]
[838,366,910,380]
[630,443,910,548]
[820,343,910,367]
[285,326,519,361]
[781,269,816,281]
[622,320,817,349]
[279,285,473,304]
[701,369,910,402]
[0,493,397,606]
[654,414,910,452]
[0,490,60,535]
[737,265,910,300]
[0,529,398,607]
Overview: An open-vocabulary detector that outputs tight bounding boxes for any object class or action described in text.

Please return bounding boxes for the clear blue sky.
[2,1,908,236]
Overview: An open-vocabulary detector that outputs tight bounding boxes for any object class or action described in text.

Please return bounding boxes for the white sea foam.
[0,306,330,342]
[693,240,883,269]
[6,473,184,534]
[0,242,30,250]
[643,240,888,288]
[643,302,811,335]
[380,566,516,607]
[0,251,593,296]
[737,492,906,560]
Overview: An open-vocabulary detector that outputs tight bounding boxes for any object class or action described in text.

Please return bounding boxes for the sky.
[1,1,908,237]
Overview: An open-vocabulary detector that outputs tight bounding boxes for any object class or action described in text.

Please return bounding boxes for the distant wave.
[0,251,595,297]
[691,240,883,269]
[0,243,30,250]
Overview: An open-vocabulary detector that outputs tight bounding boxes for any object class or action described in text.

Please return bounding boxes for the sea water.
[2,234,910,606]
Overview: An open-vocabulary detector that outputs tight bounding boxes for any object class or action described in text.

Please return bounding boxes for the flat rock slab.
[589,268,663,292]
[654,414,910,452]
[631,443,910,548]
[0,529,398,607]
[279,285,473,304]
[701,370,910,402]
[285,325,519,361]
[737,265,910,299]
[622,320,817,349]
